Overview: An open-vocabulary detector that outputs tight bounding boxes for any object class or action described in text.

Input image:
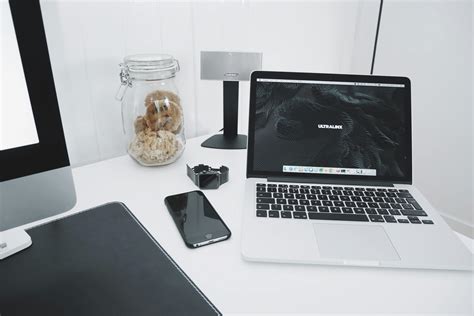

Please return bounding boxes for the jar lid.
[121,53,180,79]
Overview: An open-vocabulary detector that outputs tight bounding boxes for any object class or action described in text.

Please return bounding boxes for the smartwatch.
[186,164,229,189]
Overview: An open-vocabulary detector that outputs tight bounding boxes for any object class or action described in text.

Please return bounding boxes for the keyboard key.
[311,200,322,206]
[267,187,277,192]
[377,209,389,215]
[321,189,331,195]
[257,204,270,210]
[256,210,267,217]
[422,220,434,224]
[388,188,397,192]
[365,208,377,215]
[277,198,286,204]
[296,194,305,199]
[343,191,354,196]
[283,205,293,211]
[390,203,402,209]
[342,207,353,214]
[318,206,330,213]
[355,187,365,191]
[288,199,298,205]
[362,197,373,202]
[290,184,300,188]
[299,200,309,205]
[344,187,354,190]
[395,198,405,203]
[345,202,356,207]
[329,195,339,201]
[308,213,369,222]
[293,212,307,219]
[317,195,328,200]
[379,202,390,208]
[366,188,376,192]
[257,187,266,192]
[257,192,272,197]
[340,196,350,201]
[284,193,295,199]
[289,188,298,193]
[354,191,364,196]
[408,216,421,224]
[386,192,396,197]
[401,210,427,217]
[269,211,280,218]
[271,204,282,210]
[311,185,321,190]
[375,192,386,197]
[281,211,292,218]
[369,215,384,222]
[273,193,283,198]
[388,209,401,216]
[368,202,378,208]
[377,188,387,192]
[351,196,362,201]
[334,201,344,207]
[301,185,310,189]
[322,186,332,190]
[356,202,368,207]
[299,189,309,194]
[384,215,397,223]
[257,183,266,187]
[278,184,288,188]
[307,206,318,212]
[295,205,305,211]
[257,198,275,204]
[398,219,409,223]
[330,207,342,213]
[373,197,384,202]
[267,184,277,187]
[364,192,375,197]
[322,201,333,207]
[307,194,316,199]
[397,192,412,198]
[353,208,365,214]
[402,203,414,209]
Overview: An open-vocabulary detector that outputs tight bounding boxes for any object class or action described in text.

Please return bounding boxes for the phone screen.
[165,191,231,248]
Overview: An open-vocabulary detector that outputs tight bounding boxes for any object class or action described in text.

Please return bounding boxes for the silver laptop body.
[241,71,472,270]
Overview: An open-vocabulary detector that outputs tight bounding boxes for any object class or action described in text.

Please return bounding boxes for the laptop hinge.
[267,176,394,187]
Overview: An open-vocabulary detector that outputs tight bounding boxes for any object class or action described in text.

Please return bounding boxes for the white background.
[4,0,472,234]
[0,0,39,150]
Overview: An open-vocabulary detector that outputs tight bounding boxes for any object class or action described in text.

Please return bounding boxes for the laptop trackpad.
[313,223,400,262]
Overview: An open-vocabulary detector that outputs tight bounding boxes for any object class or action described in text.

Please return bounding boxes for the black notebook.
[0,202,221,316]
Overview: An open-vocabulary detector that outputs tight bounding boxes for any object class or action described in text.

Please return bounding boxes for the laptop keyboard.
[255,183,434,224]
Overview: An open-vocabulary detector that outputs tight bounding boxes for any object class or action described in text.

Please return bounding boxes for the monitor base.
[0,228,32,260]
[201,134,247,149]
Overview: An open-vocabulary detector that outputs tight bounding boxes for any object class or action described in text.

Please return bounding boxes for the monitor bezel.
[1,0,70,182]
[246,70,413,185]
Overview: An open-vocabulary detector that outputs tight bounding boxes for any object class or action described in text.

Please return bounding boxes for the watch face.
[199,173,219,189]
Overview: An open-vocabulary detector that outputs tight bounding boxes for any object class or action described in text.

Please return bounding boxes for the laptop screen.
[247,72,412,184]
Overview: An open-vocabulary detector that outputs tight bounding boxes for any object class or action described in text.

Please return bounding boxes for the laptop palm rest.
[313,223,401,262]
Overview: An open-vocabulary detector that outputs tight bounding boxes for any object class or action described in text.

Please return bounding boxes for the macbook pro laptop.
[241,71,472,270]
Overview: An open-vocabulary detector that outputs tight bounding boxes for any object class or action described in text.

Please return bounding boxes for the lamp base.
[201,134,247,149]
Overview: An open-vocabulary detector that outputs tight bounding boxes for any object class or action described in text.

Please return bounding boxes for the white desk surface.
[23,134,473,315]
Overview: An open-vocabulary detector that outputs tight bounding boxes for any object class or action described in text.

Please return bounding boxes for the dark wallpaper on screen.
[253,82,408,178]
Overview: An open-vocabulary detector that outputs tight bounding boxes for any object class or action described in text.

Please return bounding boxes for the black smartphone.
[164,190,231,248]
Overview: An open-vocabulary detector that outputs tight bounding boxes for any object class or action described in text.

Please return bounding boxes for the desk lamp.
[200,51,262,149]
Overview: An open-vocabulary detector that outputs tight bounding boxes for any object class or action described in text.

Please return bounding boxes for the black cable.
[370,0,384,74]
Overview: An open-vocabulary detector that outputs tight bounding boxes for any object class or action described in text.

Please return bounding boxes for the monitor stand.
[201,81,247,150]
[0,229,31,260]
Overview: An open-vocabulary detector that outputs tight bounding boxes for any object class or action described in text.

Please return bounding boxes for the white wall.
[373,0,473,235]
[39,0,373,166]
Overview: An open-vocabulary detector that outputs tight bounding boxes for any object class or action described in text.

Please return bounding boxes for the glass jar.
[116,54,185,166]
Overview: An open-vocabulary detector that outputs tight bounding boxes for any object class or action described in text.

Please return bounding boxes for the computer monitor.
[0,0,76,259]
